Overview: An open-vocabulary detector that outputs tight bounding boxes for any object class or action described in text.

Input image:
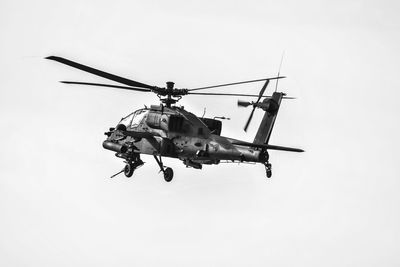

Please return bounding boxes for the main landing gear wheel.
[124,162,134,178]
[154,155,174,182]
[164,167,174,182]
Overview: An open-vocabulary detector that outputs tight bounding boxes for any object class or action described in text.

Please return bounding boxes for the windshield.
[119,109,148,128]
[119,112,134,127]
[131,109,148,127]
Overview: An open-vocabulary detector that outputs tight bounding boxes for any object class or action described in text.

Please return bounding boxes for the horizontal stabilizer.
[232,141,304,153]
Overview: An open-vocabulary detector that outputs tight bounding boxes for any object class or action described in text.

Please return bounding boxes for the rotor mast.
[163,81,177,107]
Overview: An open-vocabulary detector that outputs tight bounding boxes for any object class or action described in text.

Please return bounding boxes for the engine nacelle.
[146,112,169,130]
[146,112,184,132]
[199,118,222,135]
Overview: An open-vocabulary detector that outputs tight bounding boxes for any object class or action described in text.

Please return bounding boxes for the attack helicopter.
[46,56,304,182]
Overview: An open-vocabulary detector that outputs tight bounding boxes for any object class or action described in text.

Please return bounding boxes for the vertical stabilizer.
[253,92,284,144]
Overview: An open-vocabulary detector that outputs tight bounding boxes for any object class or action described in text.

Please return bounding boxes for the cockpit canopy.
[119,109,148,129]
[116,107,216,137]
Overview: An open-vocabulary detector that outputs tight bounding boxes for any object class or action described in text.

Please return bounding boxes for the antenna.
[214,116,230,120]
[275,51,285,92]
[202,107,206,118]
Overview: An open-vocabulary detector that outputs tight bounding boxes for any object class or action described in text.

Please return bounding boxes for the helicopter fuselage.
[103,105,266,169]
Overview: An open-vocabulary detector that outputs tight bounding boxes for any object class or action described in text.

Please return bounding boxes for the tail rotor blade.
[258,79,269,101]
[244,107,256,132]
[242,78,270,131]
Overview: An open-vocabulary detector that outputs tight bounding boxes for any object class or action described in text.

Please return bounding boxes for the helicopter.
[46,56,304,182]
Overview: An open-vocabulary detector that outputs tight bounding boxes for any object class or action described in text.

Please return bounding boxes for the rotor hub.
[166,81,175,90]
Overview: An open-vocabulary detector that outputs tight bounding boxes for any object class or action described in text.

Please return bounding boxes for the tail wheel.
[265,163,272,178]
[164,167,174,182]
[124,163,134,177]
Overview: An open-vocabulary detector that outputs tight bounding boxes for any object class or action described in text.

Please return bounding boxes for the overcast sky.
[1,0,400,266]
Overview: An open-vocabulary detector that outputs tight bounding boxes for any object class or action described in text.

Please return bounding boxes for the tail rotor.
[239,79,269,132]
[239,53,286,132]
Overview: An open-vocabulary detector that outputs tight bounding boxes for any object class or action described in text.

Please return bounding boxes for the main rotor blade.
[188,92,261,97]
[46,56,155,89]
[187,92,295,98]
[60,81,152,92]
[188,76,286,91]
[244,107,256,132]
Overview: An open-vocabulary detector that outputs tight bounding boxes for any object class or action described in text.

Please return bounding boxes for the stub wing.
[122,130,157,139]
[231,140,304,153]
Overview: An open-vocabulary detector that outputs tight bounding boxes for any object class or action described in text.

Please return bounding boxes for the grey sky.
[1,0,399,266]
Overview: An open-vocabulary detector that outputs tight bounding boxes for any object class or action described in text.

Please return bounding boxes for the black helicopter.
[46,56,304,182]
